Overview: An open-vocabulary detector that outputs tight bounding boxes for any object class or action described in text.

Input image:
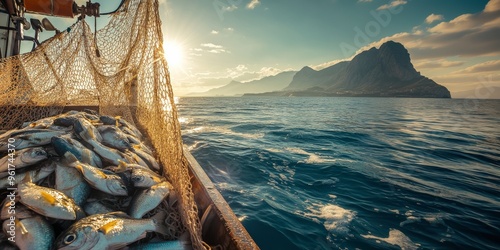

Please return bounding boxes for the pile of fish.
[0,110,191,250]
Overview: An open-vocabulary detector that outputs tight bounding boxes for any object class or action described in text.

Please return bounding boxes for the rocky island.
[245,41,451,98]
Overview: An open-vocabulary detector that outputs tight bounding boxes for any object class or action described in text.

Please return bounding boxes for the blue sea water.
[177,97,500,250]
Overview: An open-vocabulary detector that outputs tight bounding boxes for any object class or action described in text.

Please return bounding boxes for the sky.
[158,0,500,96]
[22,0,500,97]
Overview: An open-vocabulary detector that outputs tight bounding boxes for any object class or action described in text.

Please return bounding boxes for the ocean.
[176,97,500,250]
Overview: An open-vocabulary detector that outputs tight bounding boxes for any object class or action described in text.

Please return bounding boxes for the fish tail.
[150,211,172,236]
[78,128,95,142]
[61,152,79,166]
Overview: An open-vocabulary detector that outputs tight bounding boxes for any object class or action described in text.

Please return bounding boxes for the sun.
[163,41,184,69]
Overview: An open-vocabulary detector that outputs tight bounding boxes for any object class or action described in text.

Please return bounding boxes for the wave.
[299,200,356,237]
[362,229,420,250]
[183,125,264,139]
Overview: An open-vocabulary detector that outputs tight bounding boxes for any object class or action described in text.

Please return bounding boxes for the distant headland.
[190,41,451,98]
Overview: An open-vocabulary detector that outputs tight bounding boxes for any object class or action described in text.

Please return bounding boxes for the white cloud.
[191,43,230,54]
[413,59,464,69]
[247,0,261,10]
[425,14,444,24]
[211,30,219,35]
[258,67,283,77]
[236,64,248,71]
[313,59,349,70]
[208,49,228,54]
[222,5,238,12]
[201,43,224,49]
[377,0,407,11]
[225,27,234,32]
[358,0,373,2]
[351,0,500,60]
[454,60,500,74]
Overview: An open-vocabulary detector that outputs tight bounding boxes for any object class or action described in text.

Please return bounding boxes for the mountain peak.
[279,41,450,98]
[300,66,315,72]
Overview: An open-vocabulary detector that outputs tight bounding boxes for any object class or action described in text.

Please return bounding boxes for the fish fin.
[78,126,96,142]
[98,220,119,235]
[74,164,84,173]
[96,170,108,179]
[115,116,122,127]
[115,160,129,173]
[40,191,57,205]
[107,211,131,218]
[22,171,33,183]
[62,152,79,166]
[15,219,29,235]
[132,144,142,151]
[150,211,170,236]
[17,134,32,140]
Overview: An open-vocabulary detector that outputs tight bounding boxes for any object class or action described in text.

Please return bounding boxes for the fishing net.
[0,0,206,249]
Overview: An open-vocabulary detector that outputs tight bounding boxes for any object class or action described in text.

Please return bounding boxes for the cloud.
[247,0,261,9]
[432,72,500,93]
[413,59,464,69]
[313,59,349,70]
[358,0,373,2]
[191,43,230,54]
[211,30,219,35]
[235,64,248,71]
[425,14,444,24]
[377,0,407,11]
[223,5,238,12]
[258,67,284,77]
[184,65,291,88]
[225,27,234,32]
[351,0,500,60]
[454,60,500,74]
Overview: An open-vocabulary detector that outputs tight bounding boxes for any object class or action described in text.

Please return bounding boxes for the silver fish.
[0,147,48,174]
[130,167,166,188]
[116,117,143,139]
[56,211,169,250]
[2,216,55,250]
[97,125,131,151]
[130,146,160,171]
[18,178,82,220]
[83,201,115,215]
[131,142,154,156]
[1,197,35,220]
[73,117,103,143]
[55,157,91,207]
[124,150,150,169]
[90,139,131,165]
[0,160,56,189]
[129,181,173,219]
[0,129,66,151]
[52,136,103,168]
[64,153,128,196]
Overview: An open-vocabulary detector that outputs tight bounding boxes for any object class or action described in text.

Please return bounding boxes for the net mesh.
[0,0,206,249]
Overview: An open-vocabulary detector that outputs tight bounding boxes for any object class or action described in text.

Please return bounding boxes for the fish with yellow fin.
[55,211,170,250]
[18,173,83,220]
[2,216,55,250]
[62,152,128,196]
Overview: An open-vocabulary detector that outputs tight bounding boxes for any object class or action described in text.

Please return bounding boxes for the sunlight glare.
[163,41,184,69]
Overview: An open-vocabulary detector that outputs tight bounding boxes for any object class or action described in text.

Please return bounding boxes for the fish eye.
[32,150,45,156]
[132,176,142,182]
[64,233,77,244]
